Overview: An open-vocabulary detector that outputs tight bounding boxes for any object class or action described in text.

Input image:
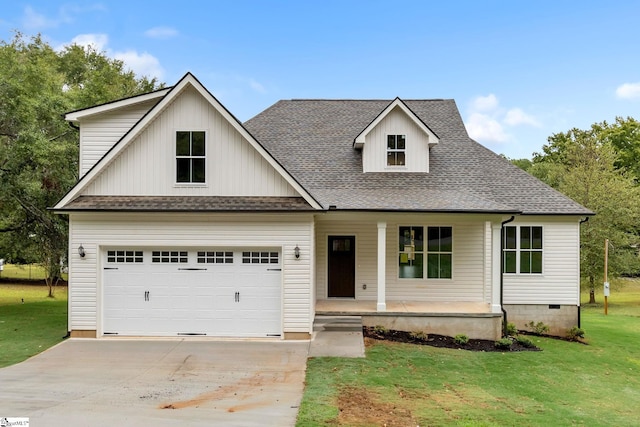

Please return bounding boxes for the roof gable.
[353,97,439,149]
[55,73,322,210]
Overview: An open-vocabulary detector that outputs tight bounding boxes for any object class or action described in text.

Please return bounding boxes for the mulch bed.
[363,326,541,352]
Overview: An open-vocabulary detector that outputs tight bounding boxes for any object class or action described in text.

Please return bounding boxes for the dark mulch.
[363,326,541,352]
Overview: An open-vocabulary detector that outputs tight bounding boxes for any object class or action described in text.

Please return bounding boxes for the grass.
[0,263,47,281]
[0,284,68,368]
[298,280,640,426]
[0,263,68,282]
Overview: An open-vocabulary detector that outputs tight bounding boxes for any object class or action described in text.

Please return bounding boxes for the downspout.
[577,217,590,328]
[500,215,516,336]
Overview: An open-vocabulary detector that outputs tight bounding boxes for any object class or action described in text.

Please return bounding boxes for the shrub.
[515,335,535,348]
[527,321,550,335]
[494,338,513,349]
[373,325,388,335]
[505,322,518,336]
[409,331,428,341]
[566,326,585,341]
[454,334,469,345]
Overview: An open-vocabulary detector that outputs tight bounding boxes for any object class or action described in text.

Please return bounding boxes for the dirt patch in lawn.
[331,385,418,427]
[363,327,541,352]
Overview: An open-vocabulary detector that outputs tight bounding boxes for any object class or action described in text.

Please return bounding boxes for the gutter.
[500,215,516,336]
[577,217,590,328]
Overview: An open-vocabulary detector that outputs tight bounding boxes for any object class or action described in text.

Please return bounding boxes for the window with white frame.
[399,226,423,278]
[176,131,205,183]
[426,226,452,279]
[398,226,453,279]
[387,134,406,166]
[503,226,542,274]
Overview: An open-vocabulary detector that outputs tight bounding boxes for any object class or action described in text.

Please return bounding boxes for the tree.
[0,33,162,296]
[527,125,640,303]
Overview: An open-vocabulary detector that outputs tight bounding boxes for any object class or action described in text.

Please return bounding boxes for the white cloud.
[61,34,164,79]
[248,78,266,94]
[70,33,109,52]
[504,108,541,127]
[113,50,164,79]
[616,82,640,99]
[144,26,179,39]
[21,4,104,30]
[471,94,499,112]
[466,112,509,142]
[465,95,541,144]
[22,5,62,29]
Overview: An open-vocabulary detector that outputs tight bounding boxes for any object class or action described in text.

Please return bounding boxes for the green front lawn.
[299,281,640,426]
[0,284,68,368]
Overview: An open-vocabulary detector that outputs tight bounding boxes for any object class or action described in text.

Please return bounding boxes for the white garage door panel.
[103,249,281,337]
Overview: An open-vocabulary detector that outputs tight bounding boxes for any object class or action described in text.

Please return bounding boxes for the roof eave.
[64,88,171,122]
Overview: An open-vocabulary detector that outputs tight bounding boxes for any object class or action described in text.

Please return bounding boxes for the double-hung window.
[176,131,206,183]
[387,134,406,166]
[399,226,424,278]
[399,226,452,279]
[427,227,452,279]
[503,226,542,274]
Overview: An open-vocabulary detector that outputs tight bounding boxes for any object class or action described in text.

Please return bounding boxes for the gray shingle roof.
[244,99,593,215]
[60,196,314,212]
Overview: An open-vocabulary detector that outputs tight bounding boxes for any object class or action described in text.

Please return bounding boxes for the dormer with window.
[354,98,439,173]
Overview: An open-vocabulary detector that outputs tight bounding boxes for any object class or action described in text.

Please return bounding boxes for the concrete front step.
[313,315,363,332]
[309,316,365,358]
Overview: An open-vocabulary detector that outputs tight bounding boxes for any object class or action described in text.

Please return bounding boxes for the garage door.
[102,249,281,337]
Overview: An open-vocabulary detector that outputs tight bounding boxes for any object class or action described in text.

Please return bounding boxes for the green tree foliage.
[558,139,640,302]
[515,121,640,303]
[0,33,162,295]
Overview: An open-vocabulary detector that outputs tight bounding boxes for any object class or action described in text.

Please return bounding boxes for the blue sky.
[2,1,640,159]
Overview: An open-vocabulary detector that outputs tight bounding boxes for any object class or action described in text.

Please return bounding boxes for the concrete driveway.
[0,339,309,426]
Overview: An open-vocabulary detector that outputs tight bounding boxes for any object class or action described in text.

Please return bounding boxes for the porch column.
[491,223,502,313]
[377,221,387,312]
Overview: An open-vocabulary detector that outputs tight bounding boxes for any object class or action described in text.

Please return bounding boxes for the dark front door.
[328,236,355,298]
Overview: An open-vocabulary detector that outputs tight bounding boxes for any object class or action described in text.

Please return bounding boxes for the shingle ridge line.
[287,98,451,102]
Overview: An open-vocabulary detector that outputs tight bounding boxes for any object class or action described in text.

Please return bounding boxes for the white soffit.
[64,88,171,122]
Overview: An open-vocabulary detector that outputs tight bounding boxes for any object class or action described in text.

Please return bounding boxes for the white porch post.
[377,221,387,312]
[491,223,502,313]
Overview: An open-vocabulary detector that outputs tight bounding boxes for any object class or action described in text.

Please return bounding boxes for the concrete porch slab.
[316,299,492,315]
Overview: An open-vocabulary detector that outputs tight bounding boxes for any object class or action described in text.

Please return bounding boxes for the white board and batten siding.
[362,107,431,173]
[503,217,581,305]
[81,86,298,197]
[79,99,159,177]
[315,213,497,303]
[68,213,315,336]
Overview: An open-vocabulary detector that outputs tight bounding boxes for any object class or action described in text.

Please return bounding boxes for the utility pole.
[604,239,609,315]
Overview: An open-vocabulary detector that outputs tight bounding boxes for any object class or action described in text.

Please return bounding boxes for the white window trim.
[174,129,208,187]
[503,225,544,275]
[386,134,407,168]
[397,225,454,280]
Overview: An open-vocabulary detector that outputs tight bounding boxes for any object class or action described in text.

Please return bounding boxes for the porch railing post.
[491,223,502,313]
[377,221,387,312]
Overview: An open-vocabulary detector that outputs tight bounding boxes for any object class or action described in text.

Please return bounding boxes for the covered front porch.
[315,300,502,340]
[313,212,509,340]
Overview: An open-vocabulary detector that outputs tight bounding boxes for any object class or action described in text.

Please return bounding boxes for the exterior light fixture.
[294,245,300,259]
[78,244,86,258]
